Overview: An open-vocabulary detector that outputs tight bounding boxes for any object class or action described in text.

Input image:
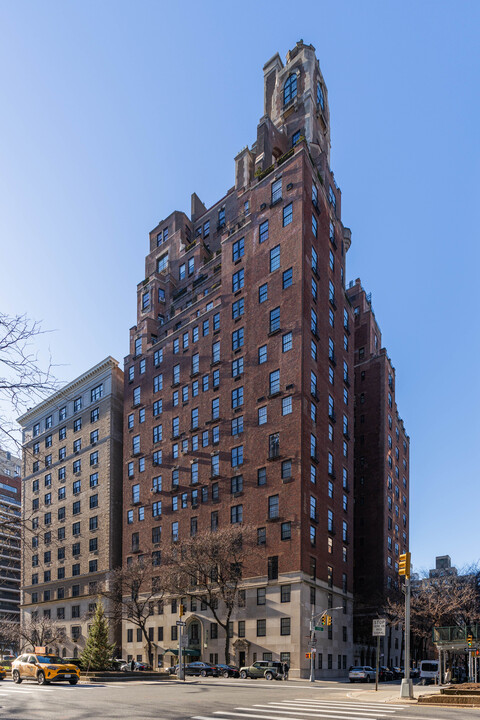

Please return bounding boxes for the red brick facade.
[122,42,355,676]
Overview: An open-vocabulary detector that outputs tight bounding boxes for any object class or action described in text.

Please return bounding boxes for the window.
[218,207,225,228]
[212,341,220,363]
[282,332,292,353]
[283,73,297,105]
[269,369,280,395]
[157,252,168,272]
[231,445,243,467]
[231,504,243,524]
[312,246,318,274]
[312,213,317,237]
[231,416,243,435]
[269,432,279,459]
[232,298,244,318]
[268,555,278,580]
[268,495,279,519]
[281,522,291,540]
[258,344,267,364]
[280,617,291,636]
[283,203,293,226]
[257,527,266,545]
[232,328,244,351]
[231,386,243,409]
[90,494,98,509]
[232,237,244,261]
[259,220,269,243]
[281,459,291,478]
[258,406,267,425]
[133,387,141,406]
[91,407,99,423]
[59,406,67,421]
[258,283,268,303]
[91,384,103,402]
[271,178,282,204]
[269,245,280,272]
[311,308,318,335]
[211,454,219,477]
[257,467,266,486]
[232,269,244,292]
[232,357,243,378]
[282,267,293,289]
[256,619,266,637]
[269,307,280,333]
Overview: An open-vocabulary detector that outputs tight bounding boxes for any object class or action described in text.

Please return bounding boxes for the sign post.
[176,620,186,681]
[372,619,386,691]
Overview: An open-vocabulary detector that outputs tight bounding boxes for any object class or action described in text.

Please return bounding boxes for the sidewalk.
[346,683,443,704]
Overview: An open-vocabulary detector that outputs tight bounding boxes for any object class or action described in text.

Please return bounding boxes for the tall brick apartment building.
[346,280,410,668]
[123,41,355,677]
[18,358,123,657]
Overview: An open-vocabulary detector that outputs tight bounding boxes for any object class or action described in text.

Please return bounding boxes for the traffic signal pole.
[309,607,342,683]
[399,553,413,699]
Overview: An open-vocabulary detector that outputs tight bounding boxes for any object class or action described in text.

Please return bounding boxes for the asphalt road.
[0,676,478,720]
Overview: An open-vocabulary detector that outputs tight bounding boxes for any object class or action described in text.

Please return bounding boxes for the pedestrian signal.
[306,653,311,659]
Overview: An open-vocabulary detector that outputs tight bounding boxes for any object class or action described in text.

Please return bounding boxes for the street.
[0,677,478,720]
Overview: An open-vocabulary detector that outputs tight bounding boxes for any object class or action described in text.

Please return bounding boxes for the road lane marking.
[255,704,394,715]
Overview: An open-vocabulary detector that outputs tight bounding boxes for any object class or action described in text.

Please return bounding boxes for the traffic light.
[398,552,411,578]
[467,635,473,647]
[179,604,185,617]
[327,615,332,626]
[321,616,326,626]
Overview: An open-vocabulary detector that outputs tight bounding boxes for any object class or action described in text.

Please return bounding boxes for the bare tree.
[102,561,166,666]
[0,615,20,655]
[164,525,257,665]
[385,565,480,661]
[18,611,66,651]
[0,311,57,450]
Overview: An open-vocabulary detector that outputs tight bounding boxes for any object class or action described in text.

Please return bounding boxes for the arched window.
[317,81,325,111]
[283,73,297,105]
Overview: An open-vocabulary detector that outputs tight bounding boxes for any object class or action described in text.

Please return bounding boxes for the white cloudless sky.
[1,0,479,573]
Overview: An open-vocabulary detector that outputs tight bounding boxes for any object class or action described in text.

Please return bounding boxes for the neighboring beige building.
[18,357,123,657]
[0,448,21,479]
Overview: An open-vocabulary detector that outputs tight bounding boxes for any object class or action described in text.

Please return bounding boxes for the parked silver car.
[348,666,376,683]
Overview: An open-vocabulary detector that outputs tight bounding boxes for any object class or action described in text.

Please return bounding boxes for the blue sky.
[1,1,479,573]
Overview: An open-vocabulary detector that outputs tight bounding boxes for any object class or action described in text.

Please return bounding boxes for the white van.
[419,660,439,685]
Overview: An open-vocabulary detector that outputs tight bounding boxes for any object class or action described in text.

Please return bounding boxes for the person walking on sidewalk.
[282,661,289,681]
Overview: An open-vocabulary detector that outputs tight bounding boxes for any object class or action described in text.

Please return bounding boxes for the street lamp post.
[309,606,343,683]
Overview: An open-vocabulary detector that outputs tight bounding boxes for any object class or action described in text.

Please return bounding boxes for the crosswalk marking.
[192,696,404,720]
[251,704,393,716]
[291,701,403,710]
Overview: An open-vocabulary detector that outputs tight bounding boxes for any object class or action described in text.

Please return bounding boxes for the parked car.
[409,667,420,679]
[11,653,80,685]
[0,666,6,681]
[110,658,127,670]
[184,661,218,677]
[216,664,240,678]
[239,661,283,680]
[348,666,376,683]
[120,661,151,672]
[378,666,394,681]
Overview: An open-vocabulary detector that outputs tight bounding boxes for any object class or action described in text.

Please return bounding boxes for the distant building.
[0,448,21,479]
[18,357,123,657]
[346,279,410,668]
[0,472,21,648]
[429,555,457,578]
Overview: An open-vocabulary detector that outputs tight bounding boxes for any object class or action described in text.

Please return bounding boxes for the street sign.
[314,626,324,631]
[176,620,187,626]
[309,639,317,646]
[372,619,386,637]
[179,635,188,647]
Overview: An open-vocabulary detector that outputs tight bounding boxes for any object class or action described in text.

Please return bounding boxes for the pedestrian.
[130,657,135,672]
[282,661,289,681]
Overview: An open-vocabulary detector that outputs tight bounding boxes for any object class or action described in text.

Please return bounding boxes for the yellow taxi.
[11,651,80,685]
[0,665,6,681]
